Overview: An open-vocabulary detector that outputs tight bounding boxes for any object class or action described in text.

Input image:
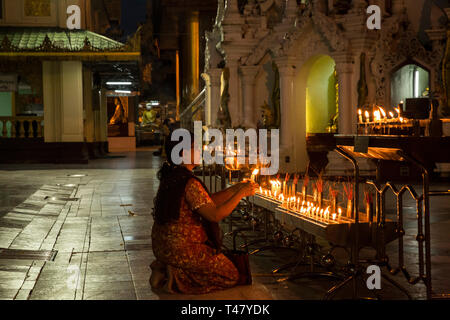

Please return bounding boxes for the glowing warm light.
[365,111,370,121]
[252,169,259,176]
[379,107,386,118]
[332,213,337,220]
[374,110,381,121]
[389,111,394,118]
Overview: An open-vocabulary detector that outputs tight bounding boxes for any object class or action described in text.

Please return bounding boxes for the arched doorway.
[306,55,338,133]
[292,54,338,172]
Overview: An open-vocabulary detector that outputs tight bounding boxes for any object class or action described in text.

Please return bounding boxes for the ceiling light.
[107,81,132,85]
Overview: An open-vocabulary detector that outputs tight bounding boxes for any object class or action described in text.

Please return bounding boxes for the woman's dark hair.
[153,130,222,250]
[153,131,196,225]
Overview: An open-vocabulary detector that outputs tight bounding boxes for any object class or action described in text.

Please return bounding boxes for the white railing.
[0,116,44,139]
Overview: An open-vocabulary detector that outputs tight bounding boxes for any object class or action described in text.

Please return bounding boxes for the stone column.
[83,67,95,144]
[225,57,241,127]
[209,68,223,128]
[43,61,84,143]
[60,61,84,142]
[42,61,61,143]
[240,66,259,128]
[99,88,108,152]
[336,61,356,134]
[276,58,298,171]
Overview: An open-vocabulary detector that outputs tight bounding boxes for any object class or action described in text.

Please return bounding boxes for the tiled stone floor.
[0,150,449,300]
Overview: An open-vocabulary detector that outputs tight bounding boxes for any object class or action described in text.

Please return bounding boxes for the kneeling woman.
[150,138,258,294]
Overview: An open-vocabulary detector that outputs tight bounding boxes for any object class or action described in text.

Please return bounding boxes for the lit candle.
[379,107,386,119]
[374,110,381,122]
[358,109,363,123]
[251,169,259,182]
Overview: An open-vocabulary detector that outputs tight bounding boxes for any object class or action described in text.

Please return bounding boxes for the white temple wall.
[204,0,448,173]
[253,54,275,126]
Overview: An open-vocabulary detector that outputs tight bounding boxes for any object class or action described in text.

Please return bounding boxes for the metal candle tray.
[254,194,399,248]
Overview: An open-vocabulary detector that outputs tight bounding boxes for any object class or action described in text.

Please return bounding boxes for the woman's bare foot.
[163,265,175,294]
[150,261,166,289]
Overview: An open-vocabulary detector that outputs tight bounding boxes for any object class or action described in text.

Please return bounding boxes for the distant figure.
[109,98,127,125]
[141,105,158,127]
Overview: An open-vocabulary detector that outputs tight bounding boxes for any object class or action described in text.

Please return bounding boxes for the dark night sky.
[120,0,148,41]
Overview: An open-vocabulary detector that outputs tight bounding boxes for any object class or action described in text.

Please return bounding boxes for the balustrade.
[0,117,44,139]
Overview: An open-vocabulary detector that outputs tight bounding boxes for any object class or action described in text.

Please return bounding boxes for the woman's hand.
[240,180,259,198]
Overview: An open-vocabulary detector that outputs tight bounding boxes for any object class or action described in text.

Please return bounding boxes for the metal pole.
[336,147,360,299]
[399,151,432,300]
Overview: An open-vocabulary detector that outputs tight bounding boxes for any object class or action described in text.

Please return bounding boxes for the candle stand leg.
[275,237,344,283]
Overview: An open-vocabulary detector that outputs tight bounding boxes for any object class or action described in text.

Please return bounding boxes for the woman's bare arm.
[197,182,257,223]
[210,183,243,206]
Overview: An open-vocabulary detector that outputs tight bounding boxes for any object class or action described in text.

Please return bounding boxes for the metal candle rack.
[199,138,449,299]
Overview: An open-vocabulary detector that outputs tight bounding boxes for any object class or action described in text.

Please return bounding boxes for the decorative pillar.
[83,67,95,144]
[209,68,223,127]
[99,88,108,150]
[336,61,356,134]
[225,57,241,127]
[240,66,259,128]
[43,61,61,143]
[60,61,84,142]
[43,61,84,143]
[276,58,298,171]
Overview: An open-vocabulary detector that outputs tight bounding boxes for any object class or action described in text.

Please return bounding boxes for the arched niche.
[292,54,338,172]
[390,61,430,108]
[302,55,337,133]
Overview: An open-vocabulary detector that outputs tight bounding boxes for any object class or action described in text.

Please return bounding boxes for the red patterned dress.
[151,178,239,294]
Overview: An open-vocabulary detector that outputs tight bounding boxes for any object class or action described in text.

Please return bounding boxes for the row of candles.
[250,169,351,225]
[357,104,407,124]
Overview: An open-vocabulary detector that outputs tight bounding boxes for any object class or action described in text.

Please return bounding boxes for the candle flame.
[374,110,381,121]
[332,213,337,220]
[252,169,259,176]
